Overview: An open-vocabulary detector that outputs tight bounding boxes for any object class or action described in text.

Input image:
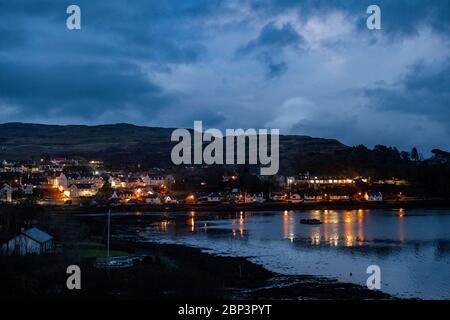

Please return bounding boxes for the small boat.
[94,209,134,269]
[300,218,322,225]
[95,257,134,269]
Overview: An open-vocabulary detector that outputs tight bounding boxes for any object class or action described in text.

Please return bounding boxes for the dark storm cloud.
[0,0,216,121]
[238,22,302,54]
[237,22,304,77]
[363,60,450,130]
[0,0,449,153]
[0,59,171,119]
[0,0,211,63]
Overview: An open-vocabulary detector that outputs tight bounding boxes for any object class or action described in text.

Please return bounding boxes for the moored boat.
[95,256,134,269]
[300,218,322,225]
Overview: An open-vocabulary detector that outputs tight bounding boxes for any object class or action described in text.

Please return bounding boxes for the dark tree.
[411,147,419,162]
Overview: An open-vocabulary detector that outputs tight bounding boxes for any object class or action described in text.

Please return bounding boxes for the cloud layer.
[0,0,449,153]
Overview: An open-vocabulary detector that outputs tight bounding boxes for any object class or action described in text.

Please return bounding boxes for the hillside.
[0,123,348,172]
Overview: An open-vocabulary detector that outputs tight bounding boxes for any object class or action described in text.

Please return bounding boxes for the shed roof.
[22,228,53,243]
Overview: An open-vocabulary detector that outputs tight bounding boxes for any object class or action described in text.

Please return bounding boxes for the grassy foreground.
[0,241,392,300]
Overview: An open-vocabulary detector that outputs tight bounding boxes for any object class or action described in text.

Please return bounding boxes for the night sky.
[0,0,449,153]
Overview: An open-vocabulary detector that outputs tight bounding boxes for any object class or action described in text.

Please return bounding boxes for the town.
[0,156,416,208]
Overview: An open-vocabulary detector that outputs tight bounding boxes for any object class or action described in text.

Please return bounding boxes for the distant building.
[207,193,223,203]
[22,184,34,195]
[109,176,124,188]
[287,173,355,189]
[163,195,179,204]
[2,228,54,256]
[287,193,302,203]
[145,194,162,204]
[111,190,134,201]
[66,183,98,198]
[56,172,99,189]
[11,163,25,173]
[304,191,324,202]
[365,192,383,202]
[143,174,175,187]
[269,192,287,202]
[245,193,266,203]
[0,184,12,202]
[329,192,350,201]
[125,176,145,188]
[22,175,49,188]
[56,172,68,188]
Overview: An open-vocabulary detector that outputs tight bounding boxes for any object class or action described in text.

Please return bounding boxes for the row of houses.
[108,191,267,205]
[53,172,103,198]
[281,191,382,202]
[54,173,175,199]
[0,170,177,202]
[0,183,34,202]
[106,190,384,206]
[109,174,174,189]
[285,173,370,189]
[55,172,103,189]
[1,159,387,204]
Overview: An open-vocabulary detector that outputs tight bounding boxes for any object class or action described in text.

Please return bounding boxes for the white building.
[66,183,98,198]
[56,173,68,188]
[109,177,124,188]
[365,192,383,202]
[269,192,286,202]
[145,194,162,204]
[2,228,54,256]
[162,195,178,204]
[142,174,175,187]
[57,173,100,189]
[245,193,266,203]
[22,184,34,195]
[207,193,223,203]
[287,193,302,203]
[0,184,12,202]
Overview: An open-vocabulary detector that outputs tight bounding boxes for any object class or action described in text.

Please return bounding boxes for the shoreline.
[46,198,450,215]
[0,240,393,300]
[110,241,394,300]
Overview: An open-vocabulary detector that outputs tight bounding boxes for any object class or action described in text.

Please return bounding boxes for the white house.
[109,177,124,188]
[11,163,25,173]
[0,184,12,202]
[163,195,178,204]
[66,183,98,198]
[145,194,162,204]
[287,193,302,203]
[329,193,350,201]
[143,174,175,187]
[21,184,34,195]
[110,190,134,201]
[147,175,166,186]
[245,193,266,203]
[56,172,68,188]
[56,173,98,189]
[2,228,54,256]
[303,192,324,202]
[207,193,223,203]
[365,192,383,202]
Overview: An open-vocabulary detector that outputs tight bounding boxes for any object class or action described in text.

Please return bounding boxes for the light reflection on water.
[118,208,450,299]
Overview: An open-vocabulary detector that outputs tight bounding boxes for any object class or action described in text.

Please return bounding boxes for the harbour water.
[111,208,450,299]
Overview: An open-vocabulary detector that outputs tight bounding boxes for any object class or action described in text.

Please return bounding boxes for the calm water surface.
[112,208,450,299]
